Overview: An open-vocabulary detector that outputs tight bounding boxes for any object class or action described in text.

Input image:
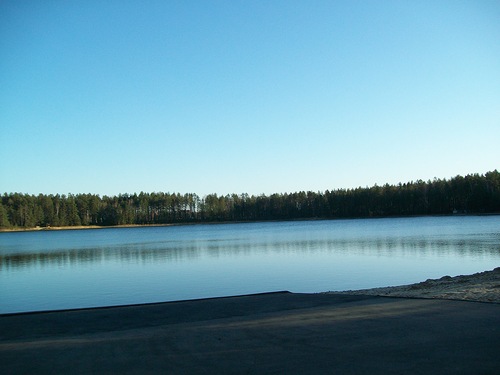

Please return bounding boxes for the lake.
[1,216,499,314]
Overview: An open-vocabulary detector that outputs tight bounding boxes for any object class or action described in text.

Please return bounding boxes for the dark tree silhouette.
[1,171,499,229]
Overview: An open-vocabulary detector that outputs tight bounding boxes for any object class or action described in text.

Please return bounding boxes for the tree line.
[1,170,499,229]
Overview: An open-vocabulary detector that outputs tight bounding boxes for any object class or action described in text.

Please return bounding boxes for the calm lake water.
[1,216,499,314]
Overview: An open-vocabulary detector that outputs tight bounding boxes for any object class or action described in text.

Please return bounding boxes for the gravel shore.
[331,267,500,303]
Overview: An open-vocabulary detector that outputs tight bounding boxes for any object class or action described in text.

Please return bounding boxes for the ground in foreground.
[1,290,499,374]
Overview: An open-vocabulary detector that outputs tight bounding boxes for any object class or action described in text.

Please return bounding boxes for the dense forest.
[1,171,499,229]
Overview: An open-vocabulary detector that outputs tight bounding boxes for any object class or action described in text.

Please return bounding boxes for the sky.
[1,0,499,197]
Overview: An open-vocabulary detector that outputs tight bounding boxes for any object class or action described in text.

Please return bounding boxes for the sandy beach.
[330,267,500,303]
[1,268,499,374]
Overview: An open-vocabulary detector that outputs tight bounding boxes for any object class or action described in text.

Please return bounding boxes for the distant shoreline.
[1,213,499,233]
[0,223,175,233]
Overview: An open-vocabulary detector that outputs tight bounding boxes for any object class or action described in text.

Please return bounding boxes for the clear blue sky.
[1,1,499,197]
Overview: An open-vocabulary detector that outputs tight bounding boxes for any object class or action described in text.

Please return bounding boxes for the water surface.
[1,216,499,314]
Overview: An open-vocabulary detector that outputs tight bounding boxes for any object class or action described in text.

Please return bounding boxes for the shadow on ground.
[1,292,499,374]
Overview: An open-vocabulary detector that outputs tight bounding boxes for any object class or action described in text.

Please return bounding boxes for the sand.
[330,267,500,303]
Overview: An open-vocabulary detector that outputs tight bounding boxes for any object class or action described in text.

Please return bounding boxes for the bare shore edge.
[0,223,174,232]
[327,267,500,304]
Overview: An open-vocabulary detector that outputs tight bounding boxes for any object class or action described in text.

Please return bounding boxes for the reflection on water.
[1,216,499,314]
[1,236,499,270]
